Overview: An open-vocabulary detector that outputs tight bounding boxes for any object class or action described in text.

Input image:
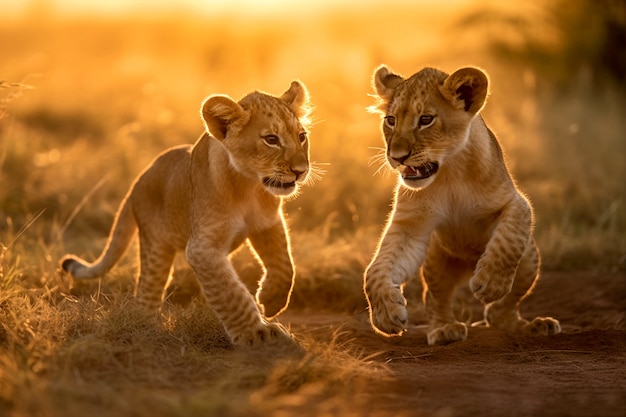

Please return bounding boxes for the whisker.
[367,150,387,167]
[367,147,386,165]
[303,161,327,186]
[374,163,393,178]
[266,174,282,188]
[367,147,393,177]
[307,117,325,128]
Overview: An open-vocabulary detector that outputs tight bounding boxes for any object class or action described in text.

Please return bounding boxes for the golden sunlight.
[1,0,624,415]
[6,0,472,18]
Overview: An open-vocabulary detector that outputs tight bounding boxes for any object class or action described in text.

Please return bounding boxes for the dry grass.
[1,239,386,417]
[0,1,624,415]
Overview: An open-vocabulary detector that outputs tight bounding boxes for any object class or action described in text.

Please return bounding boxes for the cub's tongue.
[403,166,418,178]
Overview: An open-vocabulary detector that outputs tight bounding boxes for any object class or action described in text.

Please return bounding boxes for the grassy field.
[1,1,624,416]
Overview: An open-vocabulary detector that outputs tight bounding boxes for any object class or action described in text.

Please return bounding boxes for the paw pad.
[369,287,409,337]
[525,317,561,336]
[427,322,468,345]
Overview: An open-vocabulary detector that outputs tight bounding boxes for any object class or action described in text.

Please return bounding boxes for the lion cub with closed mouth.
[61,81,312,347]
[364,65,561,345]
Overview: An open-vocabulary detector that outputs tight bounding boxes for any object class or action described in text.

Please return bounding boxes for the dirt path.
[282,272,626,417]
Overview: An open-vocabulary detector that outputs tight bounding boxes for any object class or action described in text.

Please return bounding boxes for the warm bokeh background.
[2,0,624,272]
[0,1,625,416]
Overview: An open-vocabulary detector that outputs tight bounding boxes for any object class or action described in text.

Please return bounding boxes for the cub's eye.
[262,135,281,147]
[384,115,396,128]
[419,115,435,127]
[298,132,307,144]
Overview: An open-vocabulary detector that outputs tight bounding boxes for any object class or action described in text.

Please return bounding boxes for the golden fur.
[364,65,561,345]
[61,82,312,346]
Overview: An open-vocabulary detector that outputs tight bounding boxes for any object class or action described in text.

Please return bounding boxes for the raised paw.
[521,317,561,336]
[427,322,468,345]
[256,279,293,319]
[368,286,408,337]
[231,321,294,347]
[469,266,514,304]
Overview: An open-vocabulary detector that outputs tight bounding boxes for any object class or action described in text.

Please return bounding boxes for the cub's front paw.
[521,317,561,336]
[231,322,294,347]
[469,265,514,304]
[368,286,408,337]
[257,279,293,319]
[427,322,468,345]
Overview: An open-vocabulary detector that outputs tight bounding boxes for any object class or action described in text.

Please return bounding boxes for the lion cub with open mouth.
[61,82,312,347]
[364,65,561,345]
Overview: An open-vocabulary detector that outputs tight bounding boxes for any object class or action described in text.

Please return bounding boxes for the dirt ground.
[281,271,626,417]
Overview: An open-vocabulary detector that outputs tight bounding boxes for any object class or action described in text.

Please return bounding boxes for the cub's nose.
[390,152,410,164]
[291,167,308,181]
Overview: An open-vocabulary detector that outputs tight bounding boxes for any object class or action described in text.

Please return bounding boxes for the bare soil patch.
[281,271,626,417]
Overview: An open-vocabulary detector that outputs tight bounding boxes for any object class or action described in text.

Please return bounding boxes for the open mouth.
[263,177,296,189]
[401,161,439,180]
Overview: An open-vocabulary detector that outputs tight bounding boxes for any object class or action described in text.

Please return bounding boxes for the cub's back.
[131,145,193,248]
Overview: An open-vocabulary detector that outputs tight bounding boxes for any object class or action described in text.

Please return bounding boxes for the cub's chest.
[223,202,280,251]
[433,196,501,258]
[225,194,280,231]
[187,203,273,253]
[242,202,281,232]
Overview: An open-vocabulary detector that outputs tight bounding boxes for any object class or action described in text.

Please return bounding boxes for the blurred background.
[1,0,624,281]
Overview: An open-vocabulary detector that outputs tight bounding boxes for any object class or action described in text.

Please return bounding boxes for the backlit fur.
[364,65,560,345]
[60,82,312,347]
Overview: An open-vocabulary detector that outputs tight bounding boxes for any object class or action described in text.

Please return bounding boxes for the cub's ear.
[372,65,404,104]
[201,95,250,140]
[439,67,489,114]
[280,81,310,119]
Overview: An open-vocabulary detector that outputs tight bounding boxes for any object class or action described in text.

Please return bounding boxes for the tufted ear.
[372,65,404,104]
[439,67,489,114]
[280,80,310,119]
[201,95,250,140]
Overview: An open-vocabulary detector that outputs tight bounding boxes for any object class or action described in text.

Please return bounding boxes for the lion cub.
[364,65,561,345]
[61,82,312,346]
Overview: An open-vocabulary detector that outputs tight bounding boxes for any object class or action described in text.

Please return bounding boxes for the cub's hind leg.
[422,237,472,345]
[484,239,561,336]
[135,232,177,311]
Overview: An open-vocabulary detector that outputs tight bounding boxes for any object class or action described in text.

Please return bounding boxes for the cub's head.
[201,81,311,197]
[371,65,489,190]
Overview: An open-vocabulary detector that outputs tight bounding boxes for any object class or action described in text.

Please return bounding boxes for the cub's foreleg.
[470,195,533,304]
[249,220,296,319]
[186,233,292,347]
[364,219,430,337]
[421,235,473,345]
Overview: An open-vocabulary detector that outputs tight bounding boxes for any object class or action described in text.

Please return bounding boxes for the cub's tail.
[60,195,137,279]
